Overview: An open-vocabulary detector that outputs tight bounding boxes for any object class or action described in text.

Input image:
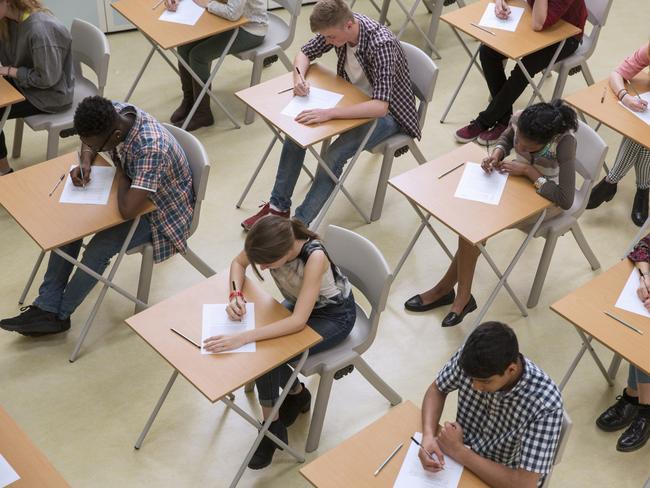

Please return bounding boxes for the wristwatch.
[534,176,547,190]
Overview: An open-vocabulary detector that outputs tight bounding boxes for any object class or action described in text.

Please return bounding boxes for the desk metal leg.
[608,353,622,380]
[523,39,566,106]
[559,328,614,391]
[124,36,180,103]
[424,0,445,59]
[624,215,650,257]
[134,370,179,449]
[394,0,441,58]
[440,33,481,123]
[0,100,13,133]
[18,250,46,305]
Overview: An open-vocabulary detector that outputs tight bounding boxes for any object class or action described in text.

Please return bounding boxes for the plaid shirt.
[301,13,420,139]
[436,348,563,486]
[111,103,194,263]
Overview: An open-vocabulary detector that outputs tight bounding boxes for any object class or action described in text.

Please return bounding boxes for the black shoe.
[404,290,455,312]
[441,296,477,327]
[631,188,649,227]
[586,178,617,209]
[596,395,638,432]
[616,415,650,452]
[248,419,287,470]
[15,315,71,336]
[279,383,311,427]
[0,305,50,330]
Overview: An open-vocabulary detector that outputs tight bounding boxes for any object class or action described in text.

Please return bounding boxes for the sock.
[269,203,284,213]
[623,389,639,405]
[638,404,650,419]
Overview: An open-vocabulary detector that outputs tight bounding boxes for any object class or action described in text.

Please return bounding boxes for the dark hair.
[73,96,118,138]
[245,216,319,279]
[516,99,578,145]
[459,321,519,378]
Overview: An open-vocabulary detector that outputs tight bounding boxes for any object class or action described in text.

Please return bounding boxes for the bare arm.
[292,51,311,96]
[454,448,541,488]
[610,71,648,111]
[418,382,447,472]
[531,0,548,31]
[116,170,151,220]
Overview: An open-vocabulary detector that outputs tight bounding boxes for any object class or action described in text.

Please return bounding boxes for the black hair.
[459,321,519,378]
[73,95,118,138]
[516,99,578,145]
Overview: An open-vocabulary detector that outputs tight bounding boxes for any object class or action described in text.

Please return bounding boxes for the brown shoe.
[180,80,214,132]
[170,63,194,124]
[241,203,290,231]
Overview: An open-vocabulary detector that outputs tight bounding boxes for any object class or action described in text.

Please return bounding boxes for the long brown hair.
[245,216,319,280]
[0,0,49,41]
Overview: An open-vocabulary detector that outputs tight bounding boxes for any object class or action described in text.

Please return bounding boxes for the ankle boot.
[180,80,214,132]
[170,63,194,124]
[631,188,649,227]
[586,178,617,209]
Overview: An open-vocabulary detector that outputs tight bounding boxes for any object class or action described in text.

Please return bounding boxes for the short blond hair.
[309,0,354,32]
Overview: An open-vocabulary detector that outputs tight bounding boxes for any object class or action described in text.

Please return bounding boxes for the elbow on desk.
[531,21,545,31]
[118,204,139,221]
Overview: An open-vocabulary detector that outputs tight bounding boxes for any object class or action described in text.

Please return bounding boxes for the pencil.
[603,311,644,335]
[277,87,293,94]
[48,173,66,197]
[470,23,496,36]
[626,80,642,100]
[410,436,444,469]
[295,67,306,85]
[438,162,464,179]
[600,86,607,104]
[152,0,164,9]
[170,327,201,348]
[373,443,403,476]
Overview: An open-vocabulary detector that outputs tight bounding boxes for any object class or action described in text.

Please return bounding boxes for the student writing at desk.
[418,322,564,488]
[209,215,356,469]
[405,101,577,326]
[241,0,420,230]
[595,234,650,453]
[0,0,74,175]
[455,0,586,146]
[0,96,194,336]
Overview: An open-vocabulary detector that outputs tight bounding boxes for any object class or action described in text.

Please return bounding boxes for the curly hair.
[73,96,118,138]
[517,99,578,144]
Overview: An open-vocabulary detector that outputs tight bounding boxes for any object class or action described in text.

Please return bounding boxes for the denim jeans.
[628,364,650,388]
[269,115,400,225]
[255,293,357,407]
[33,218,152,320]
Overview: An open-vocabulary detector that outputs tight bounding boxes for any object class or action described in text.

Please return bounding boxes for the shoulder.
[26,12,70,40]
[523,358,563,410]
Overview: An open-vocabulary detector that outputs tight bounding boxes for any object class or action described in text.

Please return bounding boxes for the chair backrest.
[540,410,572,488]
[400,41,439,129]
[70,18,110,95]
[323,225,393,354]
[162,124,211,238]
[271,0,302,50]
[585,0,613,27]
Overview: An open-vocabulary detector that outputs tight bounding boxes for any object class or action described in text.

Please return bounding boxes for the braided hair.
[516,99,578,145]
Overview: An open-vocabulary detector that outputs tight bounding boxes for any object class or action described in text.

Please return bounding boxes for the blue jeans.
[33,218,152,320]
[270,115,400,225]
[256,293,357,407]
[628,364,650,388]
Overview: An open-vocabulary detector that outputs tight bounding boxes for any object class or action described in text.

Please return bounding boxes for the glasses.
[82,129,116,154]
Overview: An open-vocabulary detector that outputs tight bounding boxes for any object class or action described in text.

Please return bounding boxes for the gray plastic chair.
[540,410,572,488]
[368,41,437,221]
[235,0,301,125]
[549,0,613,100]
[298,225,401,452]
[128,124,216,313]
[524,121,608,308]
[12,18,110,161]
[644,477,650,488]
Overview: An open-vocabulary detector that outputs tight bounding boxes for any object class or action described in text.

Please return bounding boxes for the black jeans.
[476,36,580,128]
[0,96,44,159]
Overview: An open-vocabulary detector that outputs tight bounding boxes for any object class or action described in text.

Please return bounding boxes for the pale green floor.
[1,1,649,486]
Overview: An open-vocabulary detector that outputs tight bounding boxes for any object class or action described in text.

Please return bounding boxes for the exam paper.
[59,165,115,205]
[619,91,650,126]
[454,162,508,205]
[159,0,205,26]
[0,454,20,488]
[614,268,650,318]
[201,303,256,354]
[281,87,344,118]
[478,3,525,32]
[393,433,463,488]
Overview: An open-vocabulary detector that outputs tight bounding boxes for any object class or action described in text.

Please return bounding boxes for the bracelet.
[617,89,628,101]
[229,290,244,301]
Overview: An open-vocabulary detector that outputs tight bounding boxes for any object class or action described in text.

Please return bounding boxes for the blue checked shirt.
[300,13,421,139]
[436,349,563,486]
[111,103,194,263]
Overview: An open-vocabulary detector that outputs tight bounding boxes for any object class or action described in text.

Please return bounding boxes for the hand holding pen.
[293,67,310,96]
[414,434,445,473]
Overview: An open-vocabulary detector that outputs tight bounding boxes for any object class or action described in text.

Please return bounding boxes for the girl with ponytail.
[204,215,356,469]
[404,101,578,327]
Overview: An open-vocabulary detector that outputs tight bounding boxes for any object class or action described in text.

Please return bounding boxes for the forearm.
[329,99,389,120]
[293,52,310,85]
[422,383,446,439]
[524,164,542,183]
[455,449,537,488]
[636,261,650,274]
[116,171,132,217]
[79,144,96,166]
[245,315,306,343]
[206,0,244,21]
[531,0,547,31]
[229,258,247,292]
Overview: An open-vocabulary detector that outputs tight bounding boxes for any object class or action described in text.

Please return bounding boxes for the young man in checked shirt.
[242,0,420,230]
[419,322,563,488]
[0,96,194,336]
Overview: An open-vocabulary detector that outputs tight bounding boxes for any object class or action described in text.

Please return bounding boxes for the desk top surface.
[0,76,25,108]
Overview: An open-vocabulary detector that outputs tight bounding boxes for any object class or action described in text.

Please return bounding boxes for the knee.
[479,45,501,64]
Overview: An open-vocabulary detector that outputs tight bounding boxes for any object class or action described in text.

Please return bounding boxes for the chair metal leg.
[354,357,402,406]
[11,118,24,159]
[134,245,154,314]
[244,56,265,125]
[19,250,46,305]
[134,370,179,449]
[305,372,335,453]
[571,223,600,271]
[551,67,569,101]
[527,232,558,309]
[181,247,216,278]
[581,62,595,86]
[45,129,61,160]
[370,150,395,222]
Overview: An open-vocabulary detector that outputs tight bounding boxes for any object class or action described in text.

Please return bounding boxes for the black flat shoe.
[404,290,455,312]
[441,296,477,327]
[586,178,617,209]
[596,394,638,432]
[631,188,649,227]
[616,416,650,452]
[248,419,287,470]
[279,383,311,427]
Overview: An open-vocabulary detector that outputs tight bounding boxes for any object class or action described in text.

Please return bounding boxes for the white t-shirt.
[345,43,372,97]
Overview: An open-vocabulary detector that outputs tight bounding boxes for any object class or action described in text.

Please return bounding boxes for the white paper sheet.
[619,91,650,126]
[0,454,20,488]
[280,87,344,118]
[478,3,525,32]
[614,268,650,318]
[159,0,205,26]
[454,162,508,205]
[59,165,115,205]
[393,433,463,488]
[201,303,256,354]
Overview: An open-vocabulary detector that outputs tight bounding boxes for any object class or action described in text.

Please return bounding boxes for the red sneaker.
[477,122,508,146]
[241,202,290,231]
[455,120,485,143]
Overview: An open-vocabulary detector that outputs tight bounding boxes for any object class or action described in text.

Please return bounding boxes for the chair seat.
[551,36,593,72]
[368,132,412,155]
[126,242,151,256]
[234,15,290,61]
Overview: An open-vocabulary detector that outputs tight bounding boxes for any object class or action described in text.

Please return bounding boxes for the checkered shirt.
[112,103,194,263]
[301,13,421,139]
[436,348,563,486]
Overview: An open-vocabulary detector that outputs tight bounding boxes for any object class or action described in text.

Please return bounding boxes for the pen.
[48,173,66,197]
[295,66,306,85]
[470,23,496,36]
[600,86,607,104]
[152,0,164,10]
[438,162,464,179]
[626,80,642,100]
[277,86,294,94]
[79,164,86,189]
[410,436,444,469]
[637,268,650,295]
[170,327,201,348]
[373,442,403,476]
[604,311,644,335]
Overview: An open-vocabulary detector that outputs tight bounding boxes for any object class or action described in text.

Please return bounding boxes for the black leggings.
[0,98,45,159]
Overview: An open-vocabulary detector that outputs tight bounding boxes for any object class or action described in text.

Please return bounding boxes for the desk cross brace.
[393,0,442,59]
[0,100,14,134]
[124,33,179,102]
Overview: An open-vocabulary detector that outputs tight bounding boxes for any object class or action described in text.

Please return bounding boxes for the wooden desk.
[551,260,650,390]
[125,273,321,488]
[112,0,247,129]
[389,143,551,326]
[0,406,69,488]
[235,64,376,229]
[440,0,580,122]
[300,401,488,488]
[0,76,26,132]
